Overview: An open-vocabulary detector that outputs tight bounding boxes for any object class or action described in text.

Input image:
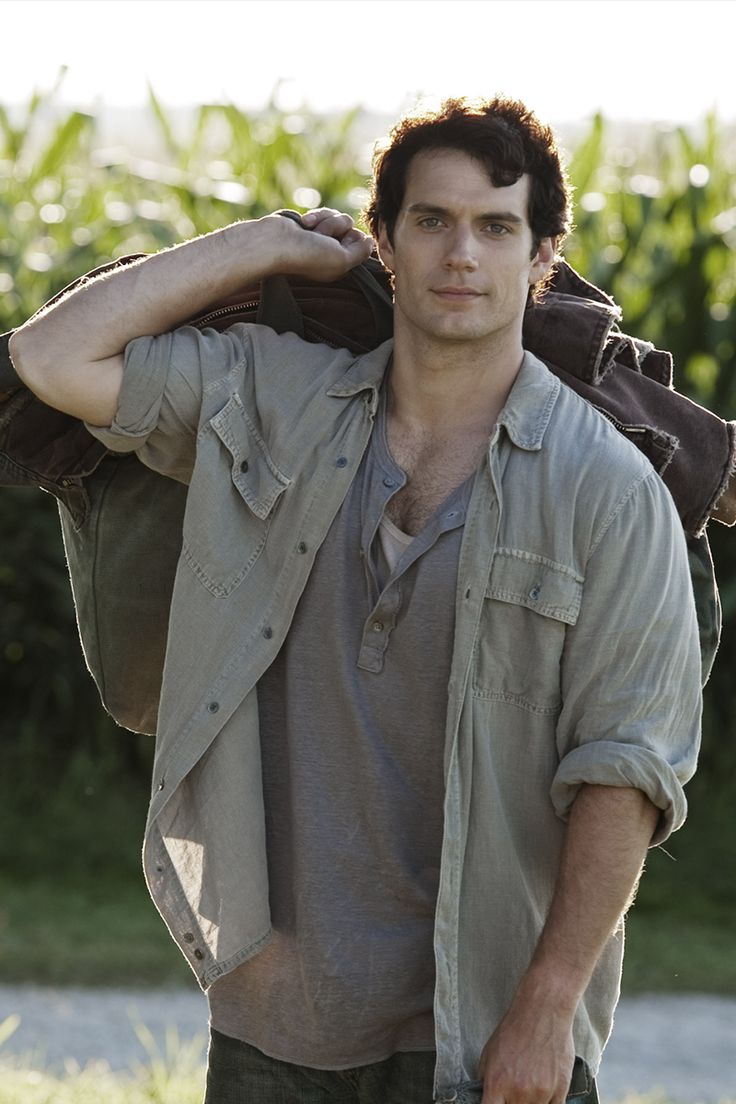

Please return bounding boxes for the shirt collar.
[496,350,561,451]
[325,342,560,451]
[325,339,393,411]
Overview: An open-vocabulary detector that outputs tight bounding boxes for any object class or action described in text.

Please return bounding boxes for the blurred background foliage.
[1,81,735,988]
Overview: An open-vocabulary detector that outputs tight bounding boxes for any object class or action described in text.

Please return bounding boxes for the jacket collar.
[522,260,673,388]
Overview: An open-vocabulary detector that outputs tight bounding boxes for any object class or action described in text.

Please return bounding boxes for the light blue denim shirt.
[86,323,702,1102]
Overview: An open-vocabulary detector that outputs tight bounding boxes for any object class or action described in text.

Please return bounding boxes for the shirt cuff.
[550,740,689,846]
[84,333,172,453]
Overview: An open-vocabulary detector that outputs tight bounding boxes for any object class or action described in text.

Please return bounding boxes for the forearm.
[9,209,372,426]
[478,784,659,1102]
[15,218,283,369]
[8,217,286,414]
[517,782,659,1013]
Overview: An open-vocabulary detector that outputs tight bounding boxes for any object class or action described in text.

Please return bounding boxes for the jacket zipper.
[193,301,260,328]
[193,304,343,350]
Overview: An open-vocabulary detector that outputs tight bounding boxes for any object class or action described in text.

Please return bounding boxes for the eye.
[418,216,444,229]
[485,222,510,235]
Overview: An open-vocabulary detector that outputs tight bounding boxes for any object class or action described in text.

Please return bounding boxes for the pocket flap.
[486,549,583,625]
[210,394,290,520]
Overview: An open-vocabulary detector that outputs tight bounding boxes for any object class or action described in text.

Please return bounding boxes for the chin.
[433,321,495,342]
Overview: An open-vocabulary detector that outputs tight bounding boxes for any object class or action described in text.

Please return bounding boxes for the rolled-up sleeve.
[84,325,249,483]
[551,471,702,845]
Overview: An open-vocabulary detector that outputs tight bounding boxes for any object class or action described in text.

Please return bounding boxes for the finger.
[315,215,355,240]
[303,210,355,239]
[301,207,342,227]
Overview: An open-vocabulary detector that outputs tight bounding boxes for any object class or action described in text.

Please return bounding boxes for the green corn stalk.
[2,90,736,790]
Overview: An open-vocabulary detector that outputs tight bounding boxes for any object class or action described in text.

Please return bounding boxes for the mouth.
[431,287,484,300]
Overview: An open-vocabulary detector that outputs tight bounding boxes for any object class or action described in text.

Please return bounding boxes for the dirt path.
[1,986,734,1100]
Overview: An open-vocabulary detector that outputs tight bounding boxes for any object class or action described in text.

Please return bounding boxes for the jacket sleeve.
[550,470,702,845]
[84,325,250,484]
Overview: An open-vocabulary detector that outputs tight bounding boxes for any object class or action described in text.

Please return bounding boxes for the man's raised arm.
[8,210,372,427]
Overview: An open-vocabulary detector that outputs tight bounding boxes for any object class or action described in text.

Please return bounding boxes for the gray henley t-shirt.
[208,387,473,1068]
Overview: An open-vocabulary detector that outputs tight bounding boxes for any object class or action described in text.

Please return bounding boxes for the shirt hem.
[207,1024,437,1071]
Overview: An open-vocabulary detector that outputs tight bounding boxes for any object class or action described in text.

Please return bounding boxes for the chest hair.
[384,424,491,536]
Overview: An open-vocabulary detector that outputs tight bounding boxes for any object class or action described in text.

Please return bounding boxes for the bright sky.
[2,0,735,123]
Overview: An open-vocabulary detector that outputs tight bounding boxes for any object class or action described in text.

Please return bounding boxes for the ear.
[376,222,395,273]
[528,237,556,286]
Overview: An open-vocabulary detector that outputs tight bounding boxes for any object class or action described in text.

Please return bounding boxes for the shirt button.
[263,626,273,639]
[336,456,348,468]
[297,541,307,554]
[193,948,204,960]
[382,477,396,488]
[157,778,165,791]
[207,701,219,713]
[529,585,541,601]
[183,932,195,943]
[239,459,249,473]
[372,620,384,632]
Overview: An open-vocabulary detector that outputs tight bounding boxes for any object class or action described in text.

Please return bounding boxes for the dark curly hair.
[365,96,572,258]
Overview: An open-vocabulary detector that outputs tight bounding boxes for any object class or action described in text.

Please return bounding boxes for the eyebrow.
[406,203,524,223]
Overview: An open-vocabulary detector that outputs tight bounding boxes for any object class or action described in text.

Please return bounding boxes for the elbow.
[8,327,52,398]
[8,319,124,425]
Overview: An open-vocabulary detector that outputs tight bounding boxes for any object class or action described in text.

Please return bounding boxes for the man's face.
[377,148,554,350]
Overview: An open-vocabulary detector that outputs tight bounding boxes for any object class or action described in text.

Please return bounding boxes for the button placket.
[357,586,402,672]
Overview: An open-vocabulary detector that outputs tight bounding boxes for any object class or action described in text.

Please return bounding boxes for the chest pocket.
[182,393,291,597]
[473,549,583,715]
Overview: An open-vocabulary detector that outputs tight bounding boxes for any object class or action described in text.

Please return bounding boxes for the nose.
[443,226,478,272]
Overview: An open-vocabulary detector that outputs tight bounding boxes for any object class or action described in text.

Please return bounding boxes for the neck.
[388,319,525,437]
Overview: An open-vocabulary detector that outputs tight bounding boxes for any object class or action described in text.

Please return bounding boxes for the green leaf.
[30,110,95,182]
[566,111,605,198]
[147,81,180,161]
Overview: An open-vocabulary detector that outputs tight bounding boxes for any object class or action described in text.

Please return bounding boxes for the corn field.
[1,82,735,788]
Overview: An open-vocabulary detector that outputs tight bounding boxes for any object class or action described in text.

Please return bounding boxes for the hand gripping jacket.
[0,249,733,734]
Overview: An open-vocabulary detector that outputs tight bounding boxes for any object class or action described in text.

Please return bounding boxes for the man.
[9,97,701,1104]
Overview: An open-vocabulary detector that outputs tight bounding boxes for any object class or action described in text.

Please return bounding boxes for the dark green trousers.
[203,1029,600,1104]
